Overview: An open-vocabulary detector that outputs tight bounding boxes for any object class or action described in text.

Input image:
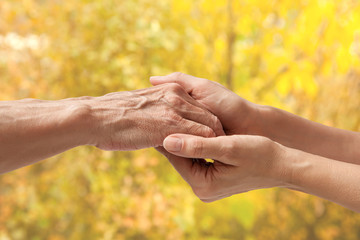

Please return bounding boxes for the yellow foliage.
[0,0,359,239]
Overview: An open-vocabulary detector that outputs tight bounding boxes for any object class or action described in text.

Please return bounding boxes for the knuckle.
[165,94,184,106]
[165,82,184,94]
[188,138,204,156]
[167,109,182,122]
[262,137,277,154]
[213,116,223,133]
[161,108,182,126]
[222,139,238,159]
[187,124,214,138]
[225,139,237,152]
[203,126,215,138]
[256,136,272,149]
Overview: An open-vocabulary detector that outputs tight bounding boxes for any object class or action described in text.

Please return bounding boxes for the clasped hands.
[91,72,360,211]
[2,71,358,210]
[149,73,285,203]
[91,72,283,203]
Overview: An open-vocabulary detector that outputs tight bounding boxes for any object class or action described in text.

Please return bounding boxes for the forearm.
[254,105,360,164]
[280,146,360,212]
[0,98,94,174]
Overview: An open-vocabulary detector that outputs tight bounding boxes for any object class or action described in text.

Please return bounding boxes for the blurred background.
[1,0,360,239]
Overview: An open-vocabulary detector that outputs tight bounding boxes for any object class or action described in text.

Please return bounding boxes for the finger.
[150,72,204,93]
[175,119,218,138]
[150,73,231,130]
[163,134,235,164]
[155,147,196,184]
[161,79,225,136]
[179,100,225,137]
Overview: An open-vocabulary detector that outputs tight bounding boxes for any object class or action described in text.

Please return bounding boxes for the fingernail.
[150,76,161,80]
[164,136,182,152]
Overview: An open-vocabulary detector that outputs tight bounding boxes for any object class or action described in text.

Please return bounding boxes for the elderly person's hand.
[90,83,224,151]
[0,83,223,174]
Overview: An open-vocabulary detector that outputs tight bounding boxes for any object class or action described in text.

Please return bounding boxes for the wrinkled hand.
[150,72,260,135]
[156,134,286,202]
[89,83,224,151]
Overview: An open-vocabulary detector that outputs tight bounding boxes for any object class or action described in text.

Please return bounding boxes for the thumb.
[150,72,201,93]
[163,134,230,162]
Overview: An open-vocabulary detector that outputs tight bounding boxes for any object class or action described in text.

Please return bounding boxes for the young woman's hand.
[151,72,360,164]
[156,134,286,202]
[158,133,360,212]
[150,72,260,135]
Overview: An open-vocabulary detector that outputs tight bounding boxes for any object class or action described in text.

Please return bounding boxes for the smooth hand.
[150,73,360,165]
[89,83,224,151]
[157,134,286,202]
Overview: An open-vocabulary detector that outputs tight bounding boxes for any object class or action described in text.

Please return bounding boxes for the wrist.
[250,104,276,137]
[272,144,307,190]
[232,99,265,135]
[263,142,297,189]
[58,97,98,147]
[83,92,131,149]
